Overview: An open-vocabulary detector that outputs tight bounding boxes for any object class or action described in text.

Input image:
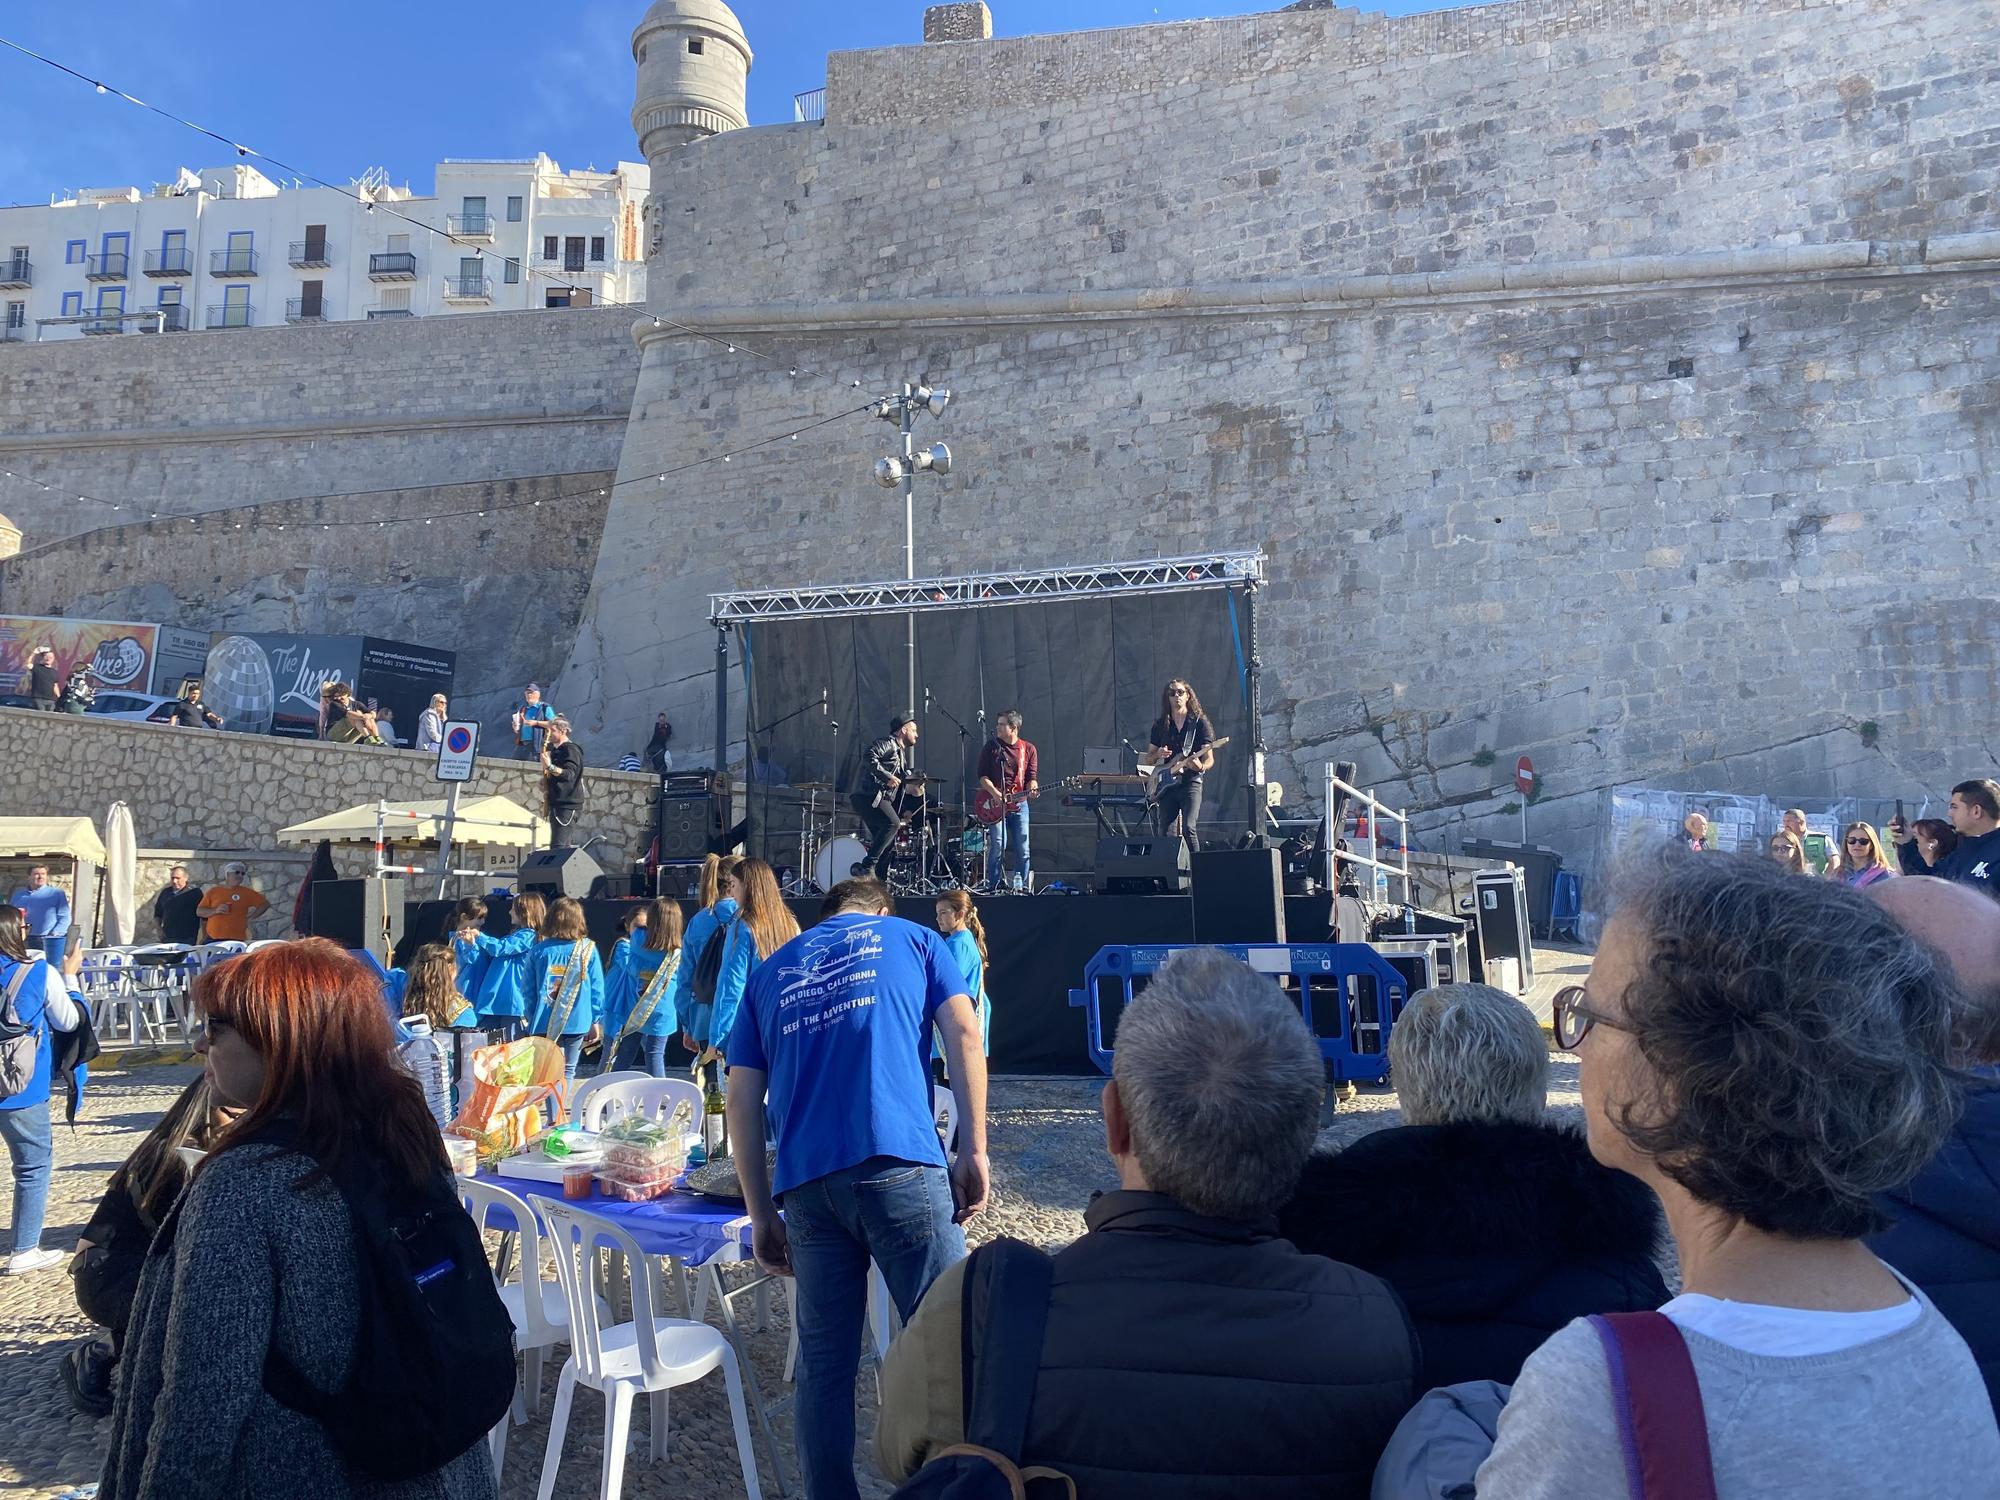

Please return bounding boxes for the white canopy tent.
[276,794,548,850]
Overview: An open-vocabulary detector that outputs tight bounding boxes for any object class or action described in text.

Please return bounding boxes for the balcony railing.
[285,297,328,323]
[447,214,494,239]
[443,275,493,302]
[794,87,826,123]
[0,258,30,288]
[368,251,418,280]
[206,302,254,329]
[86,252,130,280]
[209,249,259,276]
[534,255,595,275]
[81,314,123,335]
[144,248,193,276]
[288,240,332,268]
[155,304,193,332]
[366,307,415,319]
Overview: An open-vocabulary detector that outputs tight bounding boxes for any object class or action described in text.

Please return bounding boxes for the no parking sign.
[436,720,480,782]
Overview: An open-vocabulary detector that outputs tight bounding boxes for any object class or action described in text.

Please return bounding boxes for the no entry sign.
[1515,756,1536,796]
[437,720,480,782]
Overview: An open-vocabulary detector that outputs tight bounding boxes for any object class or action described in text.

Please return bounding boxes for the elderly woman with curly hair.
[1475,848,1999,1498]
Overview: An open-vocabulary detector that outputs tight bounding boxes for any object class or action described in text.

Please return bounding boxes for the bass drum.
[813,834,870,893]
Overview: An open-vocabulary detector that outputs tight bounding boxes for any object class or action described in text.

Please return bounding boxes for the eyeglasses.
[1845,836,1871,847]
[1552,986,1631,1051]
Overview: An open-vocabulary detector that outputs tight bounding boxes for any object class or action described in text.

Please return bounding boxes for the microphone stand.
[757,691,832,882]
[926,690,976,890]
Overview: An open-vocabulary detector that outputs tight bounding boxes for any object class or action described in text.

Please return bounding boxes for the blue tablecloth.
[477,1169,756,1266]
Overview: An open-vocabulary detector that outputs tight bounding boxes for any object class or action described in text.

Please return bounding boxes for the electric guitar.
[972,785,1039,825]
[1144,735,1230,810]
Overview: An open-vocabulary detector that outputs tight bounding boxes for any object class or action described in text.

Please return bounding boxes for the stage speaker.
[655,861,705,899]
[657,790,718,862]
[518,846,604,900]
[311,877,405,962]
[1471,866,1534,995]
[1093,834,1190,895]
[1191,848,1286,943]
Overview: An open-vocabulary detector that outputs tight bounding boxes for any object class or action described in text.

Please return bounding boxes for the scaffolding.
[1323,765,1412,905]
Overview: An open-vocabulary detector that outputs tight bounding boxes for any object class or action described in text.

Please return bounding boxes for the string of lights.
[0,399,874,535]
[0,33,828,381]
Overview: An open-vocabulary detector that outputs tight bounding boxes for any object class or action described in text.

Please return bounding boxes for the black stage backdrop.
[406,891,1334,1076]
[740,592,1260,882]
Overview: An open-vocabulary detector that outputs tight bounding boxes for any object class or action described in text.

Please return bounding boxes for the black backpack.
[891,1238,1076,1499]
[691,916,736,1006]
[256,1134,517,1480]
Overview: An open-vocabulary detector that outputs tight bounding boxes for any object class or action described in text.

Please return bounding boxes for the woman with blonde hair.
[1837,821,1896,890]
[524,896,605,1089]
[673,852,743,1054]
[933,888,991,1058]
[607,898,686,1077]
[397,943,473,1127]
[699,857,800,1066]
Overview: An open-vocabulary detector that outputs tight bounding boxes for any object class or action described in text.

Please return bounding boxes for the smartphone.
[1894,798,1905,823]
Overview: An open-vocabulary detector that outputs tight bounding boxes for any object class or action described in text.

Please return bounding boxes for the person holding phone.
[1892,780,2000,899]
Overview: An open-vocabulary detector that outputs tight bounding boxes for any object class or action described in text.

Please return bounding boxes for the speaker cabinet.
[1093,834,1190,895]
[1471,866,1534,995]
[657,791,717,862]
[310,877,406,963]
[518,846,604,901]
[1191,847,1286,943]
[655,861,705,899]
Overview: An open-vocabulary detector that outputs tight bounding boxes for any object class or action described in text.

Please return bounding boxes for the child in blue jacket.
[523,896,605,1087]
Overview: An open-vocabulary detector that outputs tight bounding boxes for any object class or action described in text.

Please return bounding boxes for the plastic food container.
[596,1160,677,1202]
[598,1117,688,1175]
[444,1137,478,1178]
[563,1163,595,1200]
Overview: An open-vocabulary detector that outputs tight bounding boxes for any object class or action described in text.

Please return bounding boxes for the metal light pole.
[873,382,955,714]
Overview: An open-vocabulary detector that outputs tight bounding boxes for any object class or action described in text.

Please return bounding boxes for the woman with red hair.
[99,939,498,1499]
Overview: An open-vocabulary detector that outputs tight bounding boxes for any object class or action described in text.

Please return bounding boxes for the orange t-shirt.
[200,884,270,941]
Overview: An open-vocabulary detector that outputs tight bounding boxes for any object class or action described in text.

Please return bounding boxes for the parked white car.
[86,691,182,722]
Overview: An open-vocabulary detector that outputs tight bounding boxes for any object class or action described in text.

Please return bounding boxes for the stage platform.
[405,891,1343,1076]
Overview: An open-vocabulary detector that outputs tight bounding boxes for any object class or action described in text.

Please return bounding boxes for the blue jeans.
[985,805,1030,889]
[0,1100,54,1256]
[785,1157,964,1500]
[32,935,65,967]
[606,1032,669,1078]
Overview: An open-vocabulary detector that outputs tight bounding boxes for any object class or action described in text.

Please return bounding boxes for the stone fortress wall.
[0,708,658,936]
[561,0,2000,864]
[0,306,642,741]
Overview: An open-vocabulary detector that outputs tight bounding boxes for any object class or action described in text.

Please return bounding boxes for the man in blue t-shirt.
[9,866,71,967]
[726,874,988,1500]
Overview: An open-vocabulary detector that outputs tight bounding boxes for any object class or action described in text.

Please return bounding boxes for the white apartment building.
[0,154,648,341]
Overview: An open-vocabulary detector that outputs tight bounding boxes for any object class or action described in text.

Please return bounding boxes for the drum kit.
[787,775,973,897]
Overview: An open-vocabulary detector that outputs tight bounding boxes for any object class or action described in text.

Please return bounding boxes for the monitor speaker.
[310,877,406,964]
[655,862,705,899]
[657,791,717,862]
[1191,848,1286,943]
[518,846,604,901]
[1093,834,1190,895]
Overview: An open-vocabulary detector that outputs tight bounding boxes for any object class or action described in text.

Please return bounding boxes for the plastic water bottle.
[1373,866,1390,902]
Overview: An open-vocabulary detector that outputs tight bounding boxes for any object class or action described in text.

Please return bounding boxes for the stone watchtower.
[631,0,752,161]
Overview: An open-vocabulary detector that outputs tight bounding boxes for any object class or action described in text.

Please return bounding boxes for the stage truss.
[708,550,1265,625]
[705,548,1272,842]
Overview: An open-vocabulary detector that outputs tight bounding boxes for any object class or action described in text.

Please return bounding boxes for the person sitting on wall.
[1281,982,1668,1390]
[320,682,383,745]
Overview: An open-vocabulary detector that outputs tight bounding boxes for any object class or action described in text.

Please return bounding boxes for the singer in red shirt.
[976,710,1039,893]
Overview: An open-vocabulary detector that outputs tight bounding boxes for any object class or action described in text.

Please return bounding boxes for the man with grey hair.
[539,716,584,848]
[1868,875,2000,1410]
[1281,983,1667,1389]
[877,947,1418,1498]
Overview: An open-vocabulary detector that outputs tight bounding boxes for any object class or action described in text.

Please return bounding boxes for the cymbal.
[792,780,834,790]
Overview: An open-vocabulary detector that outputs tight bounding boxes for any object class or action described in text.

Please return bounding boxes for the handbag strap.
[1,957,40,1027]
[1590,1312,1719,1500]
[961,1237,1055,1463]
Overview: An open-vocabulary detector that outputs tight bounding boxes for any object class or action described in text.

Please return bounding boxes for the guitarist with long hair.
[1142,678,1218,849]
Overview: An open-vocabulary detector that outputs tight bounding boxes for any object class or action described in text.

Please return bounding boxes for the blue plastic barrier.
[1067,944,1412,1082]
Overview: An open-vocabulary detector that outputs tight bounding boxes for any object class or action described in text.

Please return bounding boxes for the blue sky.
[0,1,1477,206]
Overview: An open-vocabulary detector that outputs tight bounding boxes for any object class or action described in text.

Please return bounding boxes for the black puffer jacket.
[1001,1191,1420,1500]
[1280,1120,1668,1389]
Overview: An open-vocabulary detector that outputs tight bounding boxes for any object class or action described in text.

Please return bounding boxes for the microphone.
[821,687,829,717]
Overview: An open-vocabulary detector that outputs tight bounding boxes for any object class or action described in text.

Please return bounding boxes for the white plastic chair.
[458,1175,577,1422]
[174,1146,206,1171]
[570,1070,648,1128]
[575,1075,703,1135]
[188,941,247,975]
[535,1201,762,1500]
[243,938,289,952]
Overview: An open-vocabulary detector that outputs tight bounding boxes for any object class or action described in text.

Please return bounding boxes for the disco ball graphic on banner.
[203,635,275,736]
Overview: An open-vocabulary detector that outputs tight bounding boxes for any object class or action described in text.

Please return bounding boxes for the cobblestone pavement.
[2,1006,1590,1498]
